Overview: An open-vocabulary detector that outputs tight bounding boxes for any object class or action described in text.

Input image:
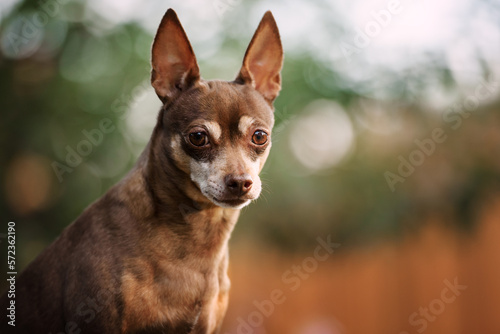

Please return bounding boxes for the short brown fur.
[0,8,283,334]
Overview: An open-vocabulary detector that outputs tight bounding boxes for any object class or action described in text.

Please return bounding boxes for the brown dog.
[0,8,283,334]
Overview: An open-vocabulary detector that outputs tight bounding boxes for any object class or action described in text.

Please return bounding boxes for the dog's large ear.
[236,11,284,102]
[151,9,200,103]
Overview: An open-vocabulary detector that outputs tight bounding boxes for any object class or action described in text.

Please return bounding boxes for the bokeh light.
[289,100,354,172]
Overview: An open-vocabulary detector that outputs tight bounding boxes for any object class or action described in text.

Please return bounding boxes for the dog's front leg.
[188,308,220,334]
[189,284,229,334]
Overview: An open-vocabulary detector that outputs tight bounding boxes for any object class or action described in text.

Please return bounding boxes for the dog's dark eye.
[252,130,268,145]
[189,132,209,147]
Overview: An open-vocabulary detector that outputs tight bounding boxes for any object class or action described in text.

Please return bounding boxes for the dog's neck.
[113,136,240,258]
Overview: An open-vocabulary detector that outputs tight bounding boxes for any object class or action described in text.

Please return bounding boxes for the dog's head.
[149,9,283,209]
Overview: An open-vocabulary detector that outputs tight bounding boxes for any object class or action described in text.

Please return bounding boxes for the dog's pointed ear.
[151,9,200,103]
[236,11,284,102]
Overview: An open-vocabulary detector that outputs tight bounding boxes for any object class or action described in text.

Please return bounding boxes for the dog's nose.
[225,174,253,196]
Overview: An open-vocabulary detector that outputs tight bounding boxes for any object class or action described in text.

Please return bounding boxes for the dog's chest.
[120,252,230,333]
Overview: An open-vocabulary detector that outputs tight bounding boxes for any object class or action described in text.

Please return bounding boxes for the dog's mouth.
[210,196,251,209]
[190,177,259,209]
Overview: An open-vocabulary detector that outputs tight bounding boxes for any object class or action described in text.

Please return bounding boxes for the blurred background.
[1,0,500,333]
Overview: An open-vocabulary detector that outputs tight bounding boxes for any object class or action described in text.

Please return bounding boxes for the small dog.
[0,8,283,334]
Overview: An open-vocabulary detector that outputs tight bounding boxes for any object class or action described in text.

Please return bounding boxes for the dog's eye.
[252,130,268,145]
[189,132,209,147]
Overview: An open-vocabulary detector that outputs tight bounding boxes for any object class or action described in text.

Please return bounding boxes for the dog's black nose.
[225,174,253,196]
